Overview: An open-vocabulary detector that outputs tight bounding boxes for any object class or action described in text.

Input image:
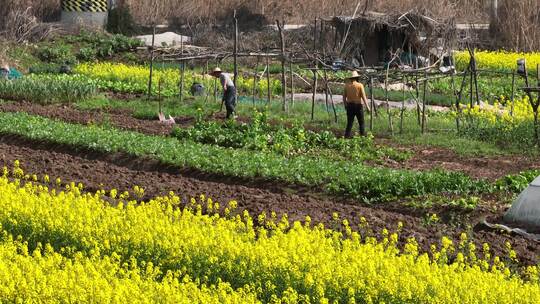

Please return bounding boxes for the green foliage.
[0,75,97,104]
[36,43,77,65]
[495,170,540,193]
[0,112,490,202]
[77,47,98,62]
[459,118,536,149]
[28,63,71,75]
[408,195,481,211]
[35,32,142,66]
[172,110,410,162]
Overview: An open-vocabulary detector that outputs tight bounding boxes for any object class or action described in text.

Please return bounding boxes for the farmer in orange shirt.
[343,71,370,137]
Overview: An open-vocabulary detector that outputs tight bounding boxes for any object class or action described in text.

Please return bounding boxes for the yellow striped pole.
[62,0,108,12]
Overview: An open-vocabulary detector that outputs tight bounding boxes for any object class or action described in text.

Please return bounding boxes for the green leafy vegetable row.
[0,75,97,104]
[172,110,410,162]
[0,111,489,202]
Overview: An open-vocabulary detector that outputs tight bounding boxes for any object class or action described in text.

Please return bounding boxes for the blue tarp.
[7,68,23,80]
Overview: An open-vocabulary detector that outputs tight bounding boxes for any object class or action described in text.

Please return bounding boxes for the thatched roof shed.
[327,11,456,66]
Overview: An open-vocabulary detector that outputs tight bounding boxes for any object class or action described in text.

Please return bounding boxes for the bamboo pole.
[369,77,374,131]
[328,83,338,123]
[252,56,260,105]
[472,50,480,105]
[400,76,406,134]
[385,66,394,136]
[213,59,218,103]
[266,55,271,104]
[289,60,294,107]
[233,10,239,104]
[510,71,516,116]
[421,77,428,134]
[324,70,330,113]
[469,65,474,108]
[311,69,318,121]
[415,57,421,125]
[204,60,210,103]
[277,20,287,112]
[158,77,162,113]
[537,64,540,86]
[147,24,156,99]
[450,72,459,132]
[179,62,185,103]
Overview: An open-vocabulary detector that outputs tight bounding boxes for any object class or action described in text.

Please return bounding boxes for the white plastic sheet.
[504,176,540,228]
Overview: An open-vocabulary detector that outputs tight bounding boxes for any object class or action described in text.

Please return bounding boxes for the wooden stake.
[457,66,470,132]
[415,57,421,125]
[179,62,185,103]
[204,60,210,103]
[324,70,330,113]
[469,65,474,108]
[252,56,260,105]
[449,72,458,132]
[510,71,516,116]
[213,65,218,103]
[289,60,294,107]
[233,10,239,103]
[266,55,271,104]
[327,83,338,123]
[147,24,156,99]
[311,70,318,121]
[312,17,317,53]
[400,76,406,134]
[369,77,374,131]
[537,64,540,86]
[158,77,162,113]
[385,66,394,136]
[421,77,428,134]
[277,20,287,112]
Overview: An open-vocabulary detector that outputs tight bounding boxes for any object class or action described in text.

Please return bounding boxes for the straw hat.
[347,70,361,79]
[0,64,9,72]
[210,67,222,75]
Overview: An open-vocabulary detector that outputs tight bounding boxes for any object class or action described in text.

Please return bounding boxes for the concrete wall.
[61,11,108,29]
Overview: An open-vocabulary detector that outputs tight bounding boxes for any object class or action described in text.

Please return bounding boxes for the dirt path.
[0,134,538,266]
[0,101,177,136]
[377,143,540,180]
[293,93,448,111]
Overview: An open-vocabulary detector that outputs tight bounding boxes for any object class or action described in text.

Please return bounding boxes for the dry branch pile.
[494,0,540,52]
[1,0,539,52]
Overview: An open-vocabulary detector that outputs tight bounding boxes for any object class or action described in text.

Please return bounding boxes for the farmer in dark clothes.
[211,67,236,119]
[343,71,370,137]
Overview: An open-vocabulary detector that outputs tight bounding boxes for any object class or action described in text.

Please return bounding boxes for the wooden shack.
[326,11,455,67]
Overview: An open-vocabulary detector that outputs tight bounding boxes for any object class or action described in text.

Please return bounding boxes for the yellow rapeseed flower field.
[75,62,281,97]
[1,166,540,303]
[455,50,540,72]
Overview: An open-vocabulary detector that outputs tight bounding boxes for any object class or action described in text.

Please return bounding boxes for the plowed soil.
[2,101,538,180]
[0,134,538,266]
[0,101,175,136]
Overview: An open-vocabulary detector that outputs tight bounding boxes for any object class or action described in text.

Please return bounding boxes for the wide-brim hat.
[347,70,361,79]
[210,67,222,75]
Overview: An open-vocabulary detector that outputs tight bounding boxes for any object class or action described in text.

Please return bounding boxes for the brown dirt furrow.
[0,134,538,266]
[2,101,538,181]
[375,140,540,181]
[0,101,175,136]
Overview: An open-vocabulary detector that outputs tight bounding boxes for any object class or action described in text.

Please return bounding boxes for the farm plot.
[2,33,540,302]
[1,171,540,303]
